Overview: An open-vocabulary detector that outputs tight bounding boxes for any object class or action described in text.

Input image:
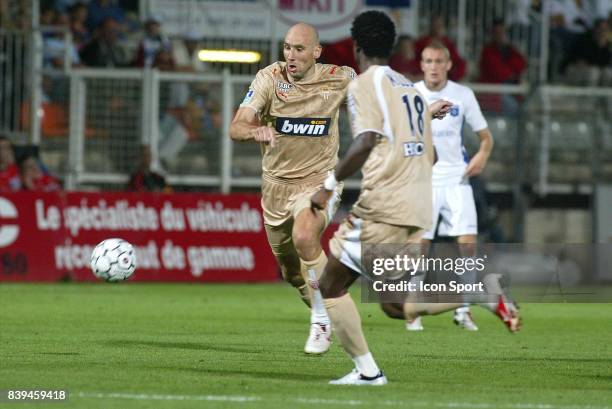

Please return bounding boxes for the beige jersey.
[240,61,356,180]
[348,65,434,229]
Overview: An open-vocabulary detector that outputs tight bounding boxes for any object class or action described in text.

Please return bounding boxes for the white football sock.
[456,305,470,313]
[308,268,330,326]
[459,257,477,306]
[353,352,380,377]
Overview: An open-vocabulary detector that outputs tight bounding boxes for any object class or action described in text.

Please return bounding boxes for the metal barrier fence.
[42,69,608,194]
[0,30,33,143]
[3,24,612,196]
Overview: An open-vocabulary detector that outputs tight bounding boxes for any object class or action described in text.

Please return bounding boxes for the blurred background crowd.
[0,0,611,244]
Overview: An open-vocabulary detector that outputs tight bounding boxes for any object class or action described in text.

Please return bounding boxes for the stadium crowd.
[0,135,61,192]
[27,0,610,83]
[1,0,610,192]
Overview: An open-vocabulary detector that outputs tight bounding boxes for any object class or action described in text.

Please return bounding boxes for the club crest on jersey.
[242,89,254,104]
[320,86,331,101]
[403,142,425,157]
[308,279,319,290]
[276,81,293,91]
[450,105,459,116]
[276,117,331,137]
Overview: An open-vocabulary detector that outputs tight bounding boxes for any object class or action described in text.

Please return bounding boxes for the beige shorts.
[329,214,424,281]
[262,173,342,258]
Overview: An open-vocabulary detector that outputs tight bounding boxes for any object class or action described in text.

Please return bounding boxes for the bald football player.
[230,23,356,355]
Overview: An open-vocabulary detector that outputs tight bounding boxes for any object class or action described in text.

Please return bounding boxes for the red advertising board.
[0,192,280,282]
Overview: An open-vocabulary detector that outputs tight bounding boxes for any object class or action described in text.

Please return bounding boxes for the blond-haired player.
[229,23,355,354]
[404,42,494,331]
[310,11,520,385]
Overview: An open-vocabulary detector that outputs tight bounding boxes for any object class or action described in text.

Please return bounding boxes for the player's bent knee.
[292,230,319,255]
[292,209,325,255]
[292,228,317,245]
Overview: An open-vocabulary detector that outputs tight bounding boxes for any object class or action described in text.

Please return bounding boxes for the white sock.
[480,274,504,312]
[460,258,477,305]
[456,305,470,314]
[352,352,380,377]
[308,268,330,326]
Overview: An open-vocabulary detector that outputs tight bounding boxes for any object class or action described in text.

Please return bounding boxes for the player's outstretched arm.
[311,132,378,210]
[465,128,493,177]
[229,107,277,147]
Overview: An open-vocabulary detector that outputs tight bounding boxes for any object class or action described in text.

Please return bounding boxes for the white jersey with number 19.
[414,80,488,187]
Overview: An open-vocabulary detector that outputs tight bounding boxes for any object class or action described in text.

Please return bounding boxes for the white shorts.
[422,184,478,240]
[329,215,423,280]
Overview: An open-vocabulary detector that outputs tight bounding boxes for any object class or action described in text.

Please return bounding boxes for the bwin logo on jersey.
[276,117,331,137]
[403,142,425,157]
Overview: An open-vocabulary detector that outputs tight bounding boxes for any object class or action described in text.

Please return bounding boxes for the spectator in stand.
[54,0,91,14]
[40,7,57,32]
[415,15,467,81]
[80,17,129,67]
[172,32,208,73]
[68,2,90,51]
[565,18,611,86]
[1,0,29,30]
[17,153,61,192]
[85,0,127,34]
[507,0,540,54]
[119,0,138,13]
[0,136,21,192]
[127,145,170,192]
[389,35,422,81]
[479,19,527,113]
[41,11,80,111]
[153,49,195,162]
[593,0,612,20]
[507,0,532,38]
[546,0,597,81]
[133,15,171,68]
[43,12,82,69]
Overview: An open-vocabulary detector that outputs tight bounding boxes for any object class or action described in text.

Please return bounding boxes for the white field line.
[76,392,610,409]
[77,392,260,402]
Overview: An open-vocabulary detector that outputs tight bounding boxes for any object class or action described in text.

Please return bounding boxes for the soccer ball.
[90,238,136,282]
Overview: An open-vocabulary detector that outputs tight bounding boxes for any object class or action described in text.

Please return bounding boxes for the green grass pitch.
[1,283,611,409]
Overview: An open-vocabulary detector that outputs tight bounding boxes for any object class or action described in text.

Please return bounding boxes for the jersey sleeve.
[341,65,357,81]
[347,78,385,140]
[338,65,356,103]
[239,69,273,114]
[464,88,488,132]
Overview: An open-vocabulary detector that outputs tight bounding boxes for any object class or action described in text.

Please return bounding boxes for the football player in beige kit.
[310,11,520,385]
[229,23,356,354]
